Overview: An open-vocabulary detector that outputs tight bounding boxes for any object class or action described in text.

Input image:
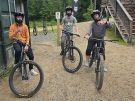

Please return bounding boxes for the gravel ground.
[0,22,135,101]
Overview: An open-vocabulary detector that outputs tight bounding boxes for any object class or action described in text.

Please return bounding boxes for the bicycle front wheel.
[62,46,83,73]
[89,51,95,67]
[95,54,104,90]
[9,60,44,98]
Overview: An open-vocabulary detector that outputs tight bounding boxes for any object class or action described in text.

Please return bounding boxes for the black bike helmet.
[14,12,24,24]
[91,10,101,18]
[65,6,73,12]
[14,12,24,18]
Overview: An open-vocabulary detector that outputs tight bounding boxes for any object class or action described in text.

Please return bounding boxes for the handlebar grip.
[77,34,80,37]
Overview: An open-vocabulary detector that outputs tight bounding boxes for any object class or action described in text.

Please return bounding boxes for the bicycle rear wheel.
[9,60,44,98]
[62,46,83,73]
[43,28,48,35]
[33,28,37,36]
[95,54,104,90]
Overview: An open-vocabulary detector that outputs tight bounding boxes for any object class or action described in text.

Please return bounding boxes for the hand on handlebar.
[24,45,29,52]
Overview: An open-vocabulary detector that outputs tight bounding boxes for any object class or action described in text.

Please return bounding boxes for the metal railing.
[109,0,133,42]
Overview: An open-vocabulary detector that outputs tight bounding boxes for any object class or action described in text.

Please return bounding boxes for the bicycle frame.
[92,41,105,62]
[64,35,73,52]
[63,30,79,60]
[18,45,29,80]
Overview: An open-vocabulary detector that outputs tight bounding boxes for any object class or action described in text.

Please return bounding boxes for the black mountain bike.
[62,30,83,73]
[33,20,38,36]
[88,38,118,90]
[43,16,48,35]
[9,40,44,98]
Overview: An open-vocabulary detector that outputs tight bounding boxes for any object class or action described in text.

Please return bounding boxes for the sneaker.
[60,51,64,56]
[15,68,19,72]
[85,61,89,67]
[104,68,107,72]
[30,69,39,76]
[15,67,21,73]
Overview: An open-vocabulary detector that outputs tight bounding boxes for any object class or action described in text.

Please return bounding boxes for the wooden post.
[57,19,60,46]
[90,0,92,6]
[55,12,61,46]
[114,24,117,37]
[94,0,97,9]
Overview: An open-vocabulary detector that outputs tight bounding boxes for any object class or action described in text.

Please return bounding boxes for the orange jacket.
[9,23,30,44]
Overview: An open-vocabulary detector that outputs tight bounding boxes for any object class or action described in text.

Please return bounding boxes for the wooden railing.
[119,0,134,3]
[109,0,133,42]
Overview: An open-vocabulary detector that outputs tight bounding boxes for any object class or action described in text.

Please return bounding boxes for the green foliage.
[28,0,101,22]
[106,29,127,45]
[0,65,13,79]
[82,3,93,21]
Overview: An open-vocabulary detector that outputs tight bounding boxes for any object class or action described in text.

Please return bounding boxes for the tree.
[28,0,101,22]
[83,3,93,21]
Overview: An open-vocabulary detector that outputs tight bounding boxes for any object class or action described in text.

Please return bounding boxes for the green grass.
[30,25,57,34]
[0,64,13,80]
[29,20,57,34]
[106,29,127,45]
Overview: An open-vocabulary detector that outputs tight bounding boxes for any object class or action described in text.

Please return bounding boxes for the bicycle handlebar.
[84,37,119,42]
[90,38,118,42]
[62,30,80,37]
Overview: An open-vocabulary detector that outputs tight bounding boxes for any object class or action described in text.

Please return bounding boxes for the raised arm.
[84,22,92,39]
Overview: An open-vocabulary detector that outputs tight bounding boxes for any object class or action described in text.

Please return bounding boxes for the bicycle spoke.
[96,55,104,90]
[9,61,44,97]
[62,47,83,73]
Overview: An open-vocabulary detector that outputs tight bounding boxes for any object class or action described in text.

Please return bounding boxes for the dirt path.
[0,22,135,101]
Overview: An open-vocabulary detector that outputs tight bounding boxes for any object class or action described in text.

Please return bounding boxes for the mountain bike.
[42,16,48,35]
[88,38,118,90]
[33,20,38,36]
[62,30,83,73]
[9,40,44,98]
[33,17,48,36]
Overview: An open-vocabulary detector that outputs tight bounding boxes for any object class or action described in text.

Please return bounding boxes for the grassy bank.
[29,20,57,28]
[106,28,127,45]
[0,65,13,80]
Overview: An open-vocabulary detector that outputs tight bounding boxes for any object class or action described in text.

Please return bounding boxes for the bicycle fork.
[21,54,29,80]
[95,53,104,73]
[21,63,29,80]
[68,41,74,60]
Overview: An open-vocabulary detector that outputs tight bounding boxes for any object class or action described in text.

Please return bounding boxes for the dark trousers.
[13,42,34,70]
[61,35,66,52]
[86,39,104,56]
